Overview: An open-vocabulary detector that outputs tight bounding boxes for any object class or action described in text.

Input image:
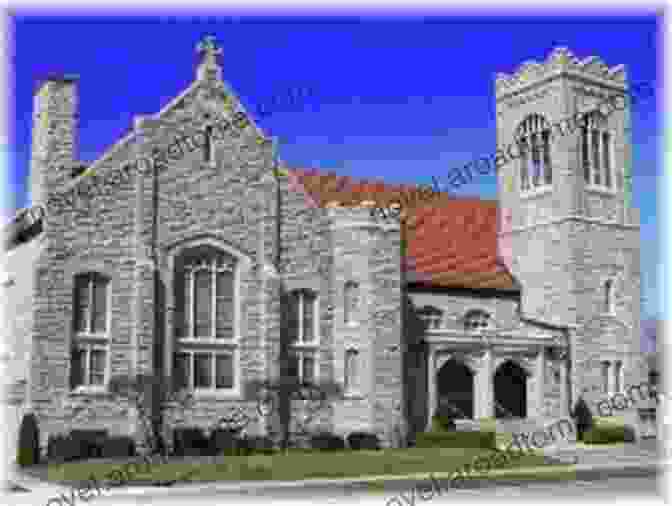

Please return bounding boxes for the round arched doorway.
[494,360,527,419]
[437,359,474,420]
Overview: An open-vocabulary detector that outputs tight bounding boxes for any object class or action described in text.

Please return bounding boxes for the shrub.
[583,422,636,444]
[70,430,108,459]
[415,430,496,449]
[209,429,239,456]
[238,436,276,456]
[347,432,380,451]
[101,436,136,458]
[571,397,594,441]
[17,413,40,467]
[310,432,346,451]
[173,427,209,456]
[47,434,82,463]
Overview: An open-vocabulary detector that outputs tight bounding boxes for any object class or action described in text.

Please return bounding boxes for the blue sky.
[9,14,661,320]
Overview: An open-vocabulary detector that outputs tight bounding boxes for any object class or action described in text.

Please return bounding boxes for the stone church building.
[3,38,644,451]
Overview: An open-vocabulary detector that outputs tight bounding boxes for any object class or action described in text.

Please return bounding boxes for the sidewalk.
[7,456,665,500]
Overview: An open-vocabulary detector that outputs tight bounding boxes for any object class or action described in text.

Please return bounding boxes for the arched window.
[515,114,552,192]
[582,111,612,189]
[601,360,610,394]
[604,279,615,314]
[418,306,443,329]
[344,281,359,324]
[464,310,490,332]
[344,348,360,394]
[71,272,110,390]
[174,246,237,391]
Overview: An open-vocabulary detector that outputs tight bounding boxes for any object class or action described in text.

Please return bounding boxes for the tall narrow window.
[516,114,551,192]
[582,126,590,183]
[344,349,360,394]
[542,130,552,184]
[344,281,359,324]
[604,279,614,314]
[204,125,214,164]
[286,289,319,383]
[175,246,238,392]
[601,361,610,394]
[520,140,529,191]
[592,129,601,185]
[614,360,622,392]
[582,112,611,189]
[603,132,611,188]
[71,273,110,390]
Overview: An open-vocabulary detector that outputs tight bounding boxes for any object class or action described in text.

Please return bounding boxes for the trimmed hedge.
[310,433,346,451]
[209,429,239,456]
[416,430,496,449]
[47,434,83,463]
[17,413,40,467]
[70,430,108,459]
[347,432,380,451]
[238,436,276,456]
[583,423,636,444]
[101,436,136,458]
[173,427,210,456]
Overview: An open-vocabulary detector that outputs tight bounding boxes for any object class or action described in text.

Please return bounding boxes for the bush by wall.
[415,430,496,449]
[346,432,380,450]
[582,419,636,444]
[17,413,40,467]
[173,427,210,456]
[209,429,239,456]
[310,433,346,451]
[238,436,276,456]
[70,430,108,459]
[101,436,136,458]
[47,434,83,463]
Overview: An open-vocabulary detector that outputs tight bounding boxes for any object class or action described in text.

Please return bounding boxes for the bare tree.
[109,373,194,456]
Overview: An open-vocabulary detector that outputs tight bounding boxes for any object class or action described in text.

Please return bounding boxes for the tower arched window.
[515,114,552,192]
[582,111,612,189]
[604,279,615,314]
[464,310,491,332]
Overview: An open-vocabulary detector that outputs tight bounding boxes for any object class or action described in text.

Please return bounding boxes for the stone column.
[426,348,436,430]
[478,347,493,419]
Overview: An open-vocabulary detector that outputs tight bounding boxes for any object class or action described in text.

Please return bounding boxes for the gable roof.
[288,169,519,292]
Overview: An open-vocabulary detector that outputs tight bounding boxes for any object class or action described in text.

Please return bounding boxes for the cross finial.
[196,35,222,80]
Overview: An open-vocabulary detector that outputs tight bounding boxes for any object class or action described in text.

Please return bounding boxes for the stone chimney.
[30,74,79,206]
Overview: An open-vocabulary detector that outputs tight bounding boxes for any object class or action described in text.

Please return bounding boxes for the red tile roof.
[288,169,519,291]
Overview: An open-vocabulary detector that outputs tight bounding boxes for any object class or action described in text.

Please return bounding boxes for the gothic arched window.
[515,114,552,192]
[582,111,612,189]
[464,310,490,332]
[71,272,110,390]
[174,246,237,391]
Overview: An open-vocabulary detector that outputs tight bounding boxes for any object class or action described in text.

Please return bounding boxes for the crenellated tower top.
[495,47,627,98]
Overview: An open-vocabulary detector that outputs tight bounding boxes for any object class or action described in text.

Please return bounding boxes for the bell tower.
[495,47,643,398]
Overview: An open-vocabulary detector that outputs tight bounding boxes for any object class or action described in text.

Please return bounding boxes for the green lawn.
[44,447,559,486]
